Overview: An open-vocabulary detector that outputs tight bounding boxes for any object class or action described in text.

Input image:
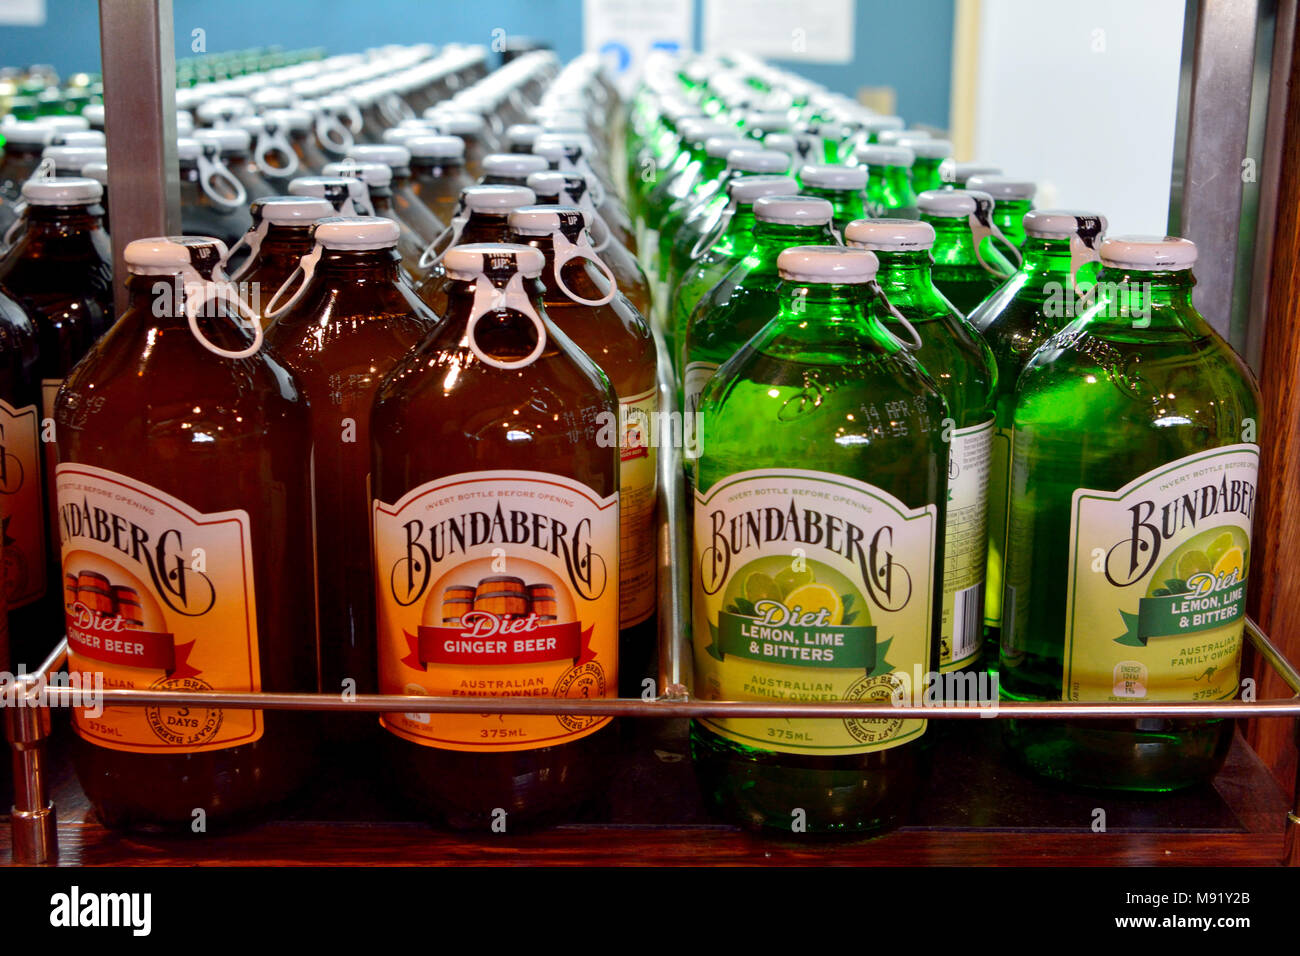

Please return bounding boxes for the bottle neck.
[1089,267,1201,333]
[752,219,834,257]
[412,158,464,180]
[1019,235,1075,275]
[21,203,104,237]
[254,223,315,262]
[313,247,403,279]
[712,205,757,254]
[460,212,513,244]
[803,185,865,220]
[770,280,901,353]
[925,215,979,265]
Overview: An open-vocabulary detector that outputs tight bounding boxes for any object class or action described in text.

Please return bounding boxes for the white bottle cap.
[196,97,253,124]
[462,184,536,212]
[81,162,109,186]
[898,136,952,159]
[423,111,487,136]
[324,160,393,188]
[860,116,904,134]
[754,195,834,225]
[525,170,566,196]
[49,129,104,147]
[682,120,737,143]
[348,144,412,169]
[264,108,313,133]
[444,242,544,281]
[125,235,227,274]
[1023,209,1108,239]
[726,148,790,174]
[194,128,253,154]
[730,175,799,204]
[251,195,335,224]
[704,136,751,159]
[1099,235,1197,270]
[917,188,978,218]
[405,135,467,162]
[953,162,1002,185]
[3,121,52,146]
[507,204,586,236]
[744,110,790,133]
[288,175,370,209]
[313,216,400,250]
[176,110,196,135]
[965,175,1035,200]
[843,217,936,251]
[82,104,105,128]
[41,145,107,173]
[777,245,880,282]
[177,137,202,162]
[799,163,867,190]
[852,144,914,168]
[482,153,549,177]
[34,115,90,132]
[506,124,543,148]
[21,176,103,205]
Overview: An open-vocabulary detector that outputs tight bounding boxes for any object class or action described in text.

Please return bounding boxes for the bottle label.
[619,386,658,628]
[682,360,719,420]
[373,470,619,752]
[57,463,263,754]
[693,469,936,755]
[0,398,46,608]
[1062,445,1258,701]
[941,419,992,670]
[984,424,1013,629]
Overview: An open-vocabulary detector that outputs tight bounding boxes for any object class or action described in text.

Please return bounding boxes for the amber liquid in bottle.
[415,208,516,316]
[371,244,619,829]
[265,233,435,700]
[236,223,316,318]
[407,156,474,235]
[180,158,252,250]
[56,245,319,829]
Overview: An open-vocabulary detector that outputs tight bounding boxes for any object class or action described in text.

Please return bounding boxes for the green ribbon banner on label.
[1115,584,1247,647]
[708,611,878,671]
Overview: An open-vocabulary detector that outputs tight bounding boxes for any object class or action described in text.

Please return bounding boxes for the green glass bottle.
[897,137,953,195]
[681,196,836,417]
[839,115,904,159]
[919,189,1017,316]
[966,175,1036,250]
[692,245,947,834]
[846,219,997,674]
[1000,236,1261,791]
[639,122,736,251]
[967,210,1107,652]
[851,145,918,219]
[797,163,867,238]
[668,175,797,370]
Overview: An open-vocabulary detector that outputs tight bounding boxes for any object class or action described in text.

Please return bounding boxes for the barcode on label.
[953,582,985,661]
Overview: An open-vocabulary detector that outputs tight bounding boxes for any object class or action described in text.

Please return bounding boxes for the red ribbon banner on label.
[402,619,596,669]
[65,608,199,678]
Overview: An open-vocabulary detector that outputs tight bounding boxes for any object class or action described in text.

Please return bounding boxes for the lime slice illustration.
[744,572,782,603]
[1175,549,1211,580]
[1205,531,1236,566]
[774,565,815,597]
[785,583,843,626]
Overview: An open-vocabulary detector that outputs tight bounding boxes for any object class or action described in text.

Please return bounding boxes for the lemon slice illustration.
[1175,549,1211,580]
[1212,546,1245,580]
[785,583,843,626]
[774,565,815,597]
[1205,531,1236,566]
[744,572,782,603]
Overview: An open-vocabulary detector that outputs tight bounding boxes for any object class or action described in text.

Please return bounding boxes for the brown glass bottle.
[323,161,428,284]
[527,170,651,318]
[56,236,318,829]
[508,206,659,693]
[0,177,114,658]
[265,217,436,701]
[371,242,619,830]
[195,129,276,202]
[347,143,446,249]
[224,195,334,316]
[178,137,252,250]
[425,111,492,179]
[414,184,536,316]
[0,122,52,237]
[404,135,476,230]
[266,108,330,175]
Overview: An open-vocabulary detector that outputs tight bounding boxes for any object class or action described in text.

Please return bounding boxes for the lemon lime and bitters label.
[1063,445,1258,702]
[56,463,263,754]
[693,469,936,755]
[373,471,619,753]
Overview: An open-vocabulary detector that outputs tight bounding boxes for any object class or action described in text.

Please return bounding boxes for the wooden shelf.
[3,715,1288,866]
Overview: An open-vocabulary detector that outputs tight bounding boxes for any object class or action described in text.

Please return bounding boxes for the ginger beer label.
[941,419,992,670]
[57,463,263,753]
[683,361,719,419]
[984,424,1013,629]
[1063,445,1257,701]
[693,469,936,754]
[619,386,658,627]
[0,398,46,607]
[373,470,619,752]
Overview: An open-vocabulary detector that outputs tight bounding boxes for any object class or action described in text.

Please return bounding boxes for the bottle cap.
[966,175,1035,200]
[250,195,335,224]
[860,115,904,134]
[726,148,790,174]
[348,144,412,169]
[324,160,393,188]
[525,170,566,197]
[754,194,834,225]
[505,123,543,149]
[176,110,196,136]
[1023,209,1108,239]
[21,176,103,205]
[194,127,253,154]
[125,235,227,274]
[288,175,372,215]
[81,162,108,186]
[507,204,584,236]
[196,97,253,125]
[953,162,1002,185]
[312,216,400,250]
[264,108,313,132]
[423,111,487,136]
[762,133,801,156]
[47,129,104,147]
[1099,235,1197,270]
[82,103,105,128]
[730,175,799,204]
[744,110,790,134]
[405,134,466,161]
[799,163,867,190]
[682,119,736,144]
[852,144,914,167]
[878,129,927,146]
[2,121,52,146]
[482,153,549,177]
[443,242,544,280]
[777,245,879,282]
[843,217,936,251]
[462,184,536,212]
[704,136,750,159]
[897,136,952,159]
[41,145,107,173]
[176,137,203,161]
[34,115,89,133]
[917,188,978,218]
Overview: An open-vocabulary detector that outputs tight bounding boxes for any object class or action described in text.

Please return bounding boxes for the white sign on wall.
[0,0,45,26]
[703,0,854,64]
[584,0,695,95]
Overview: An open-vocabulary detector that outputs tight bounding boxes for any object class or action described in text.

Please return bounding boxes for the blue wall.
[0,0,954,126]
